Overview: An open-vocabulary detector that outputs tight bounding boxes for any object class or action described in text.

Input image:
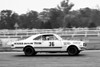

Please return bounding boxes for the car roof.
[36,33,56,36]
[27,33,62,40]
[30,33,56,38]
[41,33,55,35]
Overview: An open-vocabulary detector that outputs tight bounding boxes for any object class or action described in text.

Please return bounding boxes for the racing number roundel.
[49,42,54,47]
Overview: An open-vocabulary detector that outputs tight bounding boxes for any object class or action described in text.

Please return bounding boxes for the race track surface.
[0,50,100,67]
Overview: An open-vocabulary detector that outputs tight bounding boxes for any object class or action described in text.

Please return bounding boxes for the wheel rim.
[68,47,78,55]
[25,47,33,55]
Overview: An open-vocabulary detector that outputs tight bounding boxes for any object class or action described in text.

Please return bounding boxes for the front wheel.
[67,46,80,56]
[23,46,37,56]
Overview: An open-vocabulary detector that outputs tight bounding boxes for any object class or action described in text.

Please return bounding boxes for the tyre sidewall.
[24,47,35,56]
[67,46,79,56]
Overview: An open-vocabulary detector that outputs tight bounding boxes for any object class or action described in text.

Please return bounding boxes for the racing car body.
[11,33,87,56]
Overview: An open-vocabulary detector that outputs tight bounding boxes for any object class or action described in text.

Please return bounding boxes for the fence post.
[15,30,17,37]
[85,30,87,37]
[72,30,76,37]
[98,31,100,36]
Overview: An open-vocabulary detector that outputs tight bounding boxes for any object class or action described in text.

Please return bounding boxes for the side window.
[43,35,58,40]
[33,35,47,40]
[34,36,42,40]
[49,35,58,40]
[41,36,47,40]
[33,35,58,40]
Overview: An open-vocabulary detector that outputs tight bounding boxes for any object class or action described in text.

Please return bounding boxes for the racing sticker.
[15,42,33,45]
[49,42,54,46]
[34,42,41,44]
[24,43,33,44]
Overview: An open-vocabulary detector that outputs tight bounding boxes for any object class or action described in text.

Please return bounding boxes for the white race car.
[11,33,87,56]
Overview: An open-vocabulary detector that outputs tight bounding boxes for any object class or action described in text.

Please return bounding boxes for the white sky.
[0,0,100,14]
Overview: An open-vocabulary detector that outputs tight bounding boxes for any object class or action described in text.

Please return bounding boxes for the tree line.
[0,0,99,29]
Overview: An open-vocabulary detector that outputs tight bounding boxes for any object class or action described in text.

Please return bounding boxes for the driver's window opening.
[42,35,58,40]
[33,36,42,40]
[34,35,58,40]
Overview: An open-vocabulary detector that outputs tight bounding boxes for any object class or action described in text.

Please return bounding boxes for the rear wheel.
[67,46,80,56]
[23,46,37,56]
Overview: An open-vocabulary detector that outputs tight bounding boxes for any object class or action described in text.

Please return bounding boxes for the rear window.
[34,36,42,40]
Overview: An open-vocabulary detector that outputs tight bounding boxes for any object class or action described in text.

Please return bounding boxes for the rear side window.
[34,36,42,40]
[48,35,58,40]
[33,34,58,40]
[42,35,58,40]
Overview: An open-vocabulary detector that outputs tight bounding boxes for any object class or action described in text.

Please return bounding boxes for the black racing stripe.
[15,47,62,49]
[34,47,62,48]
[15,47,23,48]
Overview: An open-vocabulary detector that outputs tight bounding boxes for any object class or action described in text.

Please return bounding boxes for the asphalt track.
[0,50,100,67]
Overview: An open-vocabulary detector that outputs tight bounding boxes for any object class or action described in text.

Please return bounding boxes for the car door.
[33,35,43,51]
[41,35,62,51]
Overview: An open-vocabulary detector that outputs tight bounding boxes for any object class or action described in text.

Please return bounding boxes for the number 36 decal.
[49,42,54,46]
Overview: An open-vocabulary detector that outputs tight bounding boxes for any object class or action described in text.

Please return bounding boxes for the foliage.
[58,0,74,28]
[0,0,100,29]
[0,10,17,29]
[88,22,96,28]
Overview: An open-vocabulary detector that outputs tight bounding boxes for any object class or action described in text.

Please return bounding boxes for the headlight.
[83,43,87,46]
[11,44,14,46]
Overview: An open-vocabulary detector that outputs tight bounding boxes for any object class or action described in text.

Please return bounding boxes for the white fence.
[0,29,100,38]
[0,29,100,49]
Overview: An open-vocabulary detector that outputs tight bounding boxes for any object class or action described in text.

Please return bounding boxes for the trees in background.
[38,0,74,29]
[59,0,74,28]
[0,0,100,29]
[88,22,96,28]
[43,8,63,28]
[0,10,18,29]
[19,10,39,29]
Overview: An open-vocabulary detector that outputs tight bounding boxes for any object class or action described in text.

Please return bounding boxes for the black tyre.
[23,46,36,56]
[67,46,80,56]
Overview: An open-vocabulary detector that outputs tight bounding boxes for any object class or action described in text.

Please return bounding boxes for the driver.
[46,36,50,40]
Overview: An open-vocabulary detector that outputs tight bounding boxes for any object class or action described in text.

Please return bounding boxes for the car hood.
[63,40,84,43]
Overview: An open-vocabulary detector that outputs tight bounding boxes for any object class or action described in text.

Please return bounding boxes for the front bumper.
[79,43,87,51]
[80,47,86,51]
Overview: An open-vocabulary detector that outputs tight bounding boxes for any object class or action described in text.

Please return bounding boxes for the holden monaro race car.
[11,33,87,56]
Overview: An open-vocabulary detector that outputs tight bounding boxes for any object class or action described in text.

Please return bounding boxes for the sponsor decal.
[14,43,23,44]
[14,42,33,45]
[73,42,80,44]
[49,42,54,46]
[34,42,41,44]
[64,42,71,45]
[24,43,33,44]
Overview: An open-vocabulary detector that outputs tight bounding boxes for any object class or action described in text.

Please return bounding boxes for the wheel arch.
[67,45,79,51]
[67,45,80,56]
[23,45,34,51]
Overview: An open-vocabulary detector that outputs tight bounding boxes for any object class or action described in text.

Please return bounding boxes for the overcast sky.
[0,0,100,14]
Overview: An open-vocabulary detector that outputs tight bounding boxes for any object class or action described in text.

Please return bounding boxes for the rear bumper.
[11,44,23,51]
[11,47,23,51]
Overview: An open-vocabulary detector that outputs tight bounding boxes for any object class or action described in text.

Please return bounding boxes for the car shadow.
[14,53,86,57]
